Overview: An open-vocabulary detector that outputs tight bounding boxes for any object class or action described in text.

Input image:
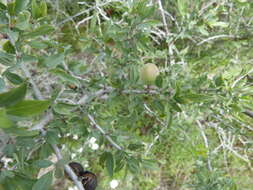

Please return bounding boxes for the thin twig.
[88,114,123,151]
[197,34,236,46]
[57,0,121,26]
[78,86,159,105]
[76,16,94,29]
[157,0,169,36]
[243,109,253,119]
[211,120,251,165]
[231,68,253,88]
[51,144,85,190]
[198,0,217,17]
[78,87,113,104]
[157,0,175,65]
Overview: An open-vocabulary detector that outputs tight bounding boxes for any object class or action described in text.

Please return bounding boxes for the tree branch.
[20,63,84,190]
[243,109,253,119]
[29,112,53,131]
[57,0,121,26]
[88,114,123,151]
[77,86,159,105]
[196,34,247,46]
[157,0,175,65]
[78,87,113,105]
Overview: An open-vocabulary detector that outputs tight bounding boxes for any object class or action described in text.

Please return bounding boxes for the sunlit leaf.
[0,83,26,107]
[6,100,50,117]
[15,0,29,14]
[0,109,14,128]
[23,25,54,38]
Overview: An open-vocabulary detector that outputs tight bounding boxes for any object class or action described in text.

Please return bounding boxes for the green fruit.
[140,63,159,84]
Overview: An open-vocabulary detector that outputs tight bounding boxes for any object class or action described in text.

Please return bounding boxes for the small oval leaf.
[4,71,24,85]
[0,109,14,128]
[32,172,53,190]
[106,152,114,177]
[0,83,27,107]
[6,100,50,117]
[34,160,53,168]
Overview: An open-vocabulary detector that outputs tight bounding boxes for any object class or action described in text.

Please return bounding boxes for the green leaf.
[155,75,163,88]
[53,102,77,115]
[3,144,16,157]
[174,94,187,104]
[114,152,125,173]
[141,159,158,170]
[105,152,114,177]
[0,51,15,65]
[99,152,107,167]
[31,0,47,18]
[32,172,53,190]
[177,0,188,17]
[15,0,29,14]
[54,166,64,178]
[50,68,79,86]
[169,101,182,112]
[27,40,48,49]
[0,109,14,128]
[0,170,14,181]
[128,143,144,151]
[7,2,15,16]
[214,75,223,87]
[42,53,64,68]
[3,127,39,136]
[45,130,59,145]
[40,1,47,17]
[0,10,8,24]
[0,3,7,10]
[0,173,35,190]
[127,157,140,174]
[14,175,36,189]
[0,77,5,92]
[54,159,65,178]
[129,65,139,83]
[39,143,53,159]
[208,21,229,28]
[6,29,19,43]
[16,10,30,30]
[2,40,15,54]
[4,71,24,85]
[183,93,212,103]
[133,0,155,19]
[114,160,124,173]
[152,99,165,113]
[34,160,53,168]
[6,100,50,117]
[31,0,40,18]
[0,83,27,107]
[23,25,54,38]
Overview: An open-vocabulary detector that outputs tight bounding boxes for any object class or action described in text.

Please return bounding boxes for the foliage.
[0,0,253,189]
